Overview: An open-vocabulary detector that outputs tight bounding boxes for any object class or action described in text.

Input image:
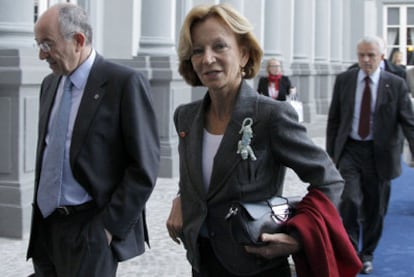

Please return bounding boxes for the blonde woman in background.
[257,58,295,101]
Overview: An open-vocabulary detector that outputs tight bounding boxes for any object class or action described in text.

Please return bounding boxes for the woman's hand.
[166,196,183,244]
[244,233,300,259]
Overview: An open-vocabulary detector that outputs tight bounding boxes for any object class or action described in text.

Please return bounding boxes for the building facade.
[0,0,412,238]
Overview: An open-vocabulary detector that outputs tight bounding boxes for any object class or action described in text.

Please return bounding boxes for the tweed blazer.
[326,68,414,180]
[174,80,344,275]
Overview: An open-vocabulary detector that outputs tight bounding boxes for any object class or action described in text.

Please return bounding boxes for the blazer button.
[209,232,216,238]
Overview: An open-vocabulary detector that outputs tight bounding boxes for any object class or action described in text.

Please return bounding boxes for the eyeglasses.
[36,41,54,53]
[34,32,76,53]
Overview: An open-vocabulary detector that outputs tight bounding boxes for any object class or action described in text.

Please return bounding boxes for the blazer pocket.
[236,150,269,190]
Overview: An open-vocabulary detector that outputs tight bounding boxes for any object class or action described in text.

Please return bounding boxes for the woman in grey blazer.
[166,3,359,277]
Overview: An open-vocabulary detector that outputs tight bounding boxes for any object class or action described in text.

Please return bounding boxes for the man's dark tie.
[37,78,73,218]
[358,76,371,139]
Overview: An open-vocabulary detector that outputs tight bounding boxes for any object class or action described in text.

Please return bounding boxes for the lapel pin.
[179,131,186,138]
[94,94,100,100]
[237,117,256,161]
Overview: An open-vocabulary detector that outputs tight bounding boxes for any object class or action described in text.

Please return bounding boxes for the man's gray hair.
[57,3,93,45]
[357,35,386,55]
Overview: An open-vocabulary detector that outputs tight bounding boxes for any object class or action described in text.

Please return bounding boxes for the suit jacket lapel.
[207,118,240,200]
[344,70,358,126]
[185,102,206,199]
[207,81,259,199]
[36,76,61,180]
[70,55,107,162]
[375,71,390,113]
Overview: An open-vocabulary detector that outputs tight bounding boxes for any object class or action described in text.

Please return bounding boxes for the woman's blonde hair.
[177,3,263,86]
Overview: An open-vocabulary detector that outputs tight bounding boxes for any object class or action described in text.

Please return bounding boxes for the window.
[384,5,414,66]
[34,0,39,22]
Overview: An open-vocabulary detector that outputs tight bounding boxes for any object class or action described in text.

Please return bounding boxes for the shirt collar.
[67,49,96,90]
[358,66,381,84]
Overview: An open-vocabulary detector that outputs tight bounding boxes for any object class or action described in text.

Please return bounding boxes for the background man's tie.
[358,76,371,139]
[37,78,73,217]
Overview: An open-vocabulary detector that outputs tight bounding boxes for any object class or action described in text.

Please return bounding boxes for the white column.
[343,0,367,64]
[314,0,331,114]
[314,0,330,63]
[0,0,34,48]
[364,0,377,36]
[292,0,314,63]
[329,0,345,113]
[278,1,294,67]
[244,0,265,88]
[258,0,295,83]
[243,0,264,46]
[262,0,283,58]
[291,0,315,123]
[133,0,181,177]
[330,0,343,64]
[89,0,140,59]
[0,0,50,238]
[139,0,176,56]
[342,1,353,64]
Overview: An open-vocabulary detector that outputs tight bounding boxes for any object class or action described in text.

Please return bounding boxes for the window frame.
[384,4,414,66]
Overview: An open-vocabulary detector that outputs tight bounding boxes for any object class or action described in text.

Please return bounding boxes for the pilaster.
[91,0,140,59]
[0,0,34,49]
[0,0,48,239]
[314,0,331,114]
[291,0,316,123]
[139,0,176,56]
[262,0,283,58]
[0,48,48,238]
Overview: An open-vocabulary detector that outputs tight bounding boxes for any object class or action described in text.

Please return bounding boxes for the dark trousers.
[192,237,292,277]
[338,139,390,262]
[31,205,117,277]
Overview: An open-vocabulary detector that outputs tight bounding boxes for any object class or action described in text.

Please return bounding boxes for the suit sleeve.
[102,71,160,239]
[397,78,414,156]
[326,75,342,159]
[268,102,344,207]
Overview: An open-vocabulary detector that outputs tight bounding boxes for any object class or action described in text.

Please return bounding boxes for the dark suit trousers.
[31,205,117,277]
[338,139,390,262]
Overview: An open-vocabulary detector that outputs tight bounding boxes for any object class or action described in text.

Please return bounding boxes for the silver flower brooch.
[237,117,257,161]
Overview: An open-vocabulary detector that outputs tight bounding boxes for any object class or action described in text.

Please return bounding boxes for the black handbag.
[225,196,299,246]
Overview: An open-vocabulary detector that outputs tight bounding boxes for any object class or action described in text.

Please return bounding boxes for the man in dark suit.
[27,3,160,276]
[326,35,414,275]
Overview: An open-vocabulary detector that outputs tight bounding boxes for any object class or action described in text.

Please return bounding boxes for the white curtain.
[387,28,398,59]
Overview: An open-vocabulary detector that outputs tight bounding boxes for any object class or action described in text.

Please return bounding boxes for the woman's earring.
[241,66,246,77]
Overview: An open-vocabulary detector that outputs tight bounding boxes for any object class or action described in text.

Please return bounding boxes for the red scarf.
[268,74,282,90]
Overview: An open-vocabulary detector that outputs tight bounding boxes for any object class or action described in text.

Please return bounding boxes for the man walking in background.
[326,35,414,274]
